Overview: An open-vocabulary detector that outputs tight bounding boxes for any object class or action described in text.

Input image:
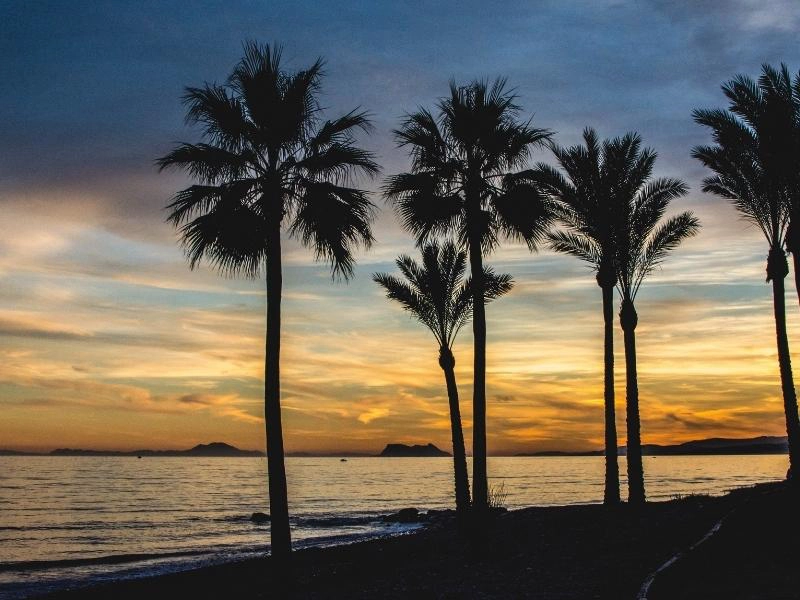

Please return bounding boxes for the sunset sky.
[2,0,800,454]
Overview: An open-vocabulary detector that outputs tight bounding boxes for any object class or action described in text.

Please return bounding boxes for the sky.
[2,0,800,454]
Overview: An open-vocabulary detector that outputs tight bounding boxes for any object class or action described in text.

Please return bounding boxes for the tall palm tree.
[157,42,378,557]
[694,71,800,481]
[385,79,554,511]
[373,241,513,516]
[610,134,698,504]
[527,127,627,505]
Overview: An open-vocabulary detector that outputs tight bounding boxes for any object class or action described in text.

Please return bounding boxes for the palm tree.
[157,42,378,557]
[385,79,554,511]
[609,134,698,504]
[373,241,513,517]
[694,70,800,481]
[527,127,627,505]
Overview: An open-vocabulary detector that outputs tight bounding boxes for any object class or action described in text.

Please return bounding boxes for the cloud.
[0,314,90,341]
[357,407,391,424]
[3,1,800,452]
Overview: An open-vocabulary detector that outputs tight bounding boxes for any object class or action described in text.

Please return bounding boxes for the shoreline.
[3,518,425,600]
[33,481,797,599]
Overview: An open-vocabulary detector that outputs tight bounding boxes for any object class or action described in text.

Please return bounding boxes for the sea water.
[0,455,788,598]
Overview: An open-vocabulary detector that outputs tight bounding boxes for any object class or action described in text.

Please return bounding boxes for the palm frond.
[384,173,464,244]
[165,180,259,226]
[451,267,513,344]
[722,74,763,129]
[274,58,324,146]
[629,177,690,255]
[484,268,514,300]
[373,272,440,344]
[394,109,453,176]
[693,143,774,240]
[156,143,254,183]
[178,196,267,278]
[289,181,375,279]
[493,175,557,250]
[295,143,380,182]
[182,84,250,151]
[548,230,602,266]
[374,241,510,349]
[692,108,758,155]
[310,109,374,150]
[633,212,700,294]
[693,85,786,248]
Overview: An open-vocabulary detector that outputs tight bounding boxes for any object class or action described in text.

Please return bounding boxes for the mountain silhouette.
[516,436,789,456]
[46,442,264,457]
[379,443,451,457]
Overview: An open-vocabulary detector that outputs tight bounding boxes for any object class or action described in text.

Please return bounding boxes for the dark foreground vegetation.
[40,482,796,600]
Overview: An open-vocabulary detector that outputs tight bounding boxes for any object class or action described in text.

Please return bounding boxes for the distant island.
[516,435,789,456]
[379,443,451,457]
[1,436,790,458]
[0,442,264,457]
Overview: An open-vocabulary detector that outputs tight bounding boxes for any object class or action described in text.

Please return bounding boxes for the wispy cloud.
[2,0,800,453]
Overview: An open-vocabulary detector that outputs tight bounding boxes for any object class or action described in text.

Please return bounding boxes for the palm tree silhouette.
[694,69,800,481]
[528,128,628,505]
[610,133,698,504]
[385,79,554,511]
[373,241,513,516]
[157,42,378,556]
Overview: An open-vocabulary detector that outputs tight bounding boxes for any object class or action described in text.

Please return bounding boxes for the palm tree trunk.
[768,250,800,481]
[787,220,800,309]
[602,285,620,505]
[791,250,800,310]
[265,224,291,557]
[620,298,645,505]
[467,227,488,511]
[440,347,471,515]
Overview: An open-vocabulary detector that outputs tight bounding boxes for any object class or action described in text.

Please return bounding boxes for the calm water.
[0,455,788,598]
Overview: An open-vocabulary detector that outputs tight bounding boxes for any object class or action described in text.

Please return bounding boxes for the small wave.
[0,520,177,532]
[296,515,382,527]
[220,513,421,528]
[292,525,420,550]
[0,549,215,573]
[218,513,381,526]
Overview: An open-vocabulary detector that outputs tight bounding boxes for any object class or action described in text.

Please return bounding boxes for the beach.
[32,481,796,599]
[1,455,791,598]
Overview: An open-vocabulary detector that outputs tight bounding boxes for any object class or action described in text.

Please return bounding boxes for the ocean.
[0,454,788,598]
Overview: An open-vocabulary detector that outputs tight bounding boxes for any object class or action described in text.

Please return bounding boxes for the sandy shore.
[38,482,796,599]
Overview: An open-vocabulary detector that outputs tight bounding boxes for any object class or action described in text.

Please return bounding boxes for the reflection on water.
[0,455,788,597]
